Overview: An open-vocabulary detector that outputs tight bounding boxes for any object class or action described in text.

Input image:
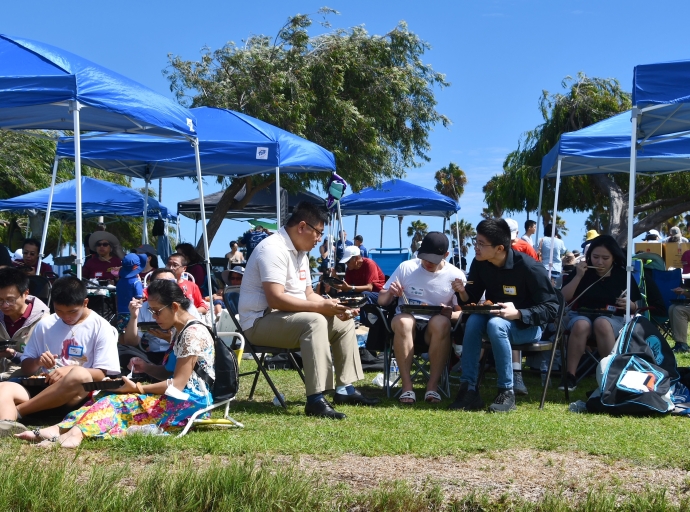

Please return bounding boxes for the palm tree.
[434,162,467,203]
[445,219,476,256]
[407,220,428,252]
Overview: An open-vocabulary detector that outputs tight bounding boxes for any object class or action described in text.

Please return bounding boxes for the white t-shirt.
[239,227,310,330]
[21,311,120,375]
[521,234,533,246]
[383,259,466,317]
[137,302,200,353]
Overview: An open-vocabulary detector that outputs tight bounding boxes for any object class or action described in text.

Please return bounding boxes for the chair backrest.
[368,248,411,277]
[181,271,195,283]
[27,275,51,306]
[223,290,241,325]
[142,271,153,287]
[651,268,682,314]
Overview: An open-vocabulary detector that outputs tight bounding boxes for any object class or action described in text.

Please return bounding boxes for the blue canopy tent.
[0,177,175,220]
[539,108,690,318]
[0,34,197,277]
[340,179,460,252]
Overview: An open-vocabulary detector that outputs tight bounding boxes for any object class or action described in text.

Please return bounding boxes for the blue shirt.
[335,239,354,262]
[358,245,368,258]
[116,275,143,313]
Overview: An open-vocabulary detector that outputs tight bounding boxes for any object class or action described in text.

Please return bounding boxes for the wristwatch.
[351,285,355,292]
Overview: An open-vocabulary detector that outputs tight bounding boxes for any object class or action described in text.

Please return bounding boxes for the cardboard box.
[663,242,690,270]
[634,242,663,257]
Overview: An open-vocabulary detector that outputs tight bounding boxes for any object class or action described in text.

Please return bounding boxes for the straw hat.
[88,232,124,258]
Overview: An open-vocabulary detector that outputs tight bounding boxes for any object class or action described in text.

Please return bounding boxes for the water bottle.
[272,393,286,407]
[540,359,549,388]
[390,358,399,386]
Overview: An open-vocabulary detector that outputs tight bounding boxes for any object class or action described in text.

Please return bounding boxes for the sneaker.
[0,420,27,437]
[558,373,577,392]
[488,389,516,413]
[448,382,485,411]
[512,371,528,396]
[673,342,690,353]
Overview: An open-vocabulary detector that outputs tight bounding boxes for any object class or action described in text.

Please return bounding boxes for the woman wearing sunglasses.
[83,232,124,281]
[17,279,215,448]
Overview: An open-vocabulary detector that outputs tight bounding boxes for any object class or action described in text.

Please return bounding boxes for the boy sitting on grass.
[0,276,120,436]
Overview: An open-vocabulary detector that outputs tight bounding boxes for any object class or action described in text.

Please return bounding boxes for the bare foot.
[16,426,60,443]
[55,427,83,449]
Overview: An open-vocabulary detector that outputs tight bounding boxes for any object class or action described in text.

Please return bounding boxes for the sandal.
[398,390,416,405]
[424,391,442,403]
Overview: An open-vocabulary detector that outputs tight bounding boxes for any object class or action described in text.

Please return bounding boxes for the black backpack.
[588,316,678,415]
[179,320,240,402]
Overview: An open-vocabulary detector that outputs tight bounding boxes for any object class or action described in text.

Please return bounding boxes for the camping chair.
[368,248,411,278]
[649,268,682,339]
[27,275,51,308]
[177,328,245,437]
[223,290,304,409]
[361,302,457,398]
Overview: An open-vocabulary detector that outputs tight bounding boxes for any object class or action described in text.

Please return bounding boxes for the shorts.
[566,311,626,337]
[114,313,130,334]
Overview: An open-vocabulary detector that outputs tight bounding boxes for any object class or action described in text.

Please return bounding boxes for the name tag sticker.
[95,272,103,278]
[503,285,517,296]
[67,345,84,357]
[410,286,424,296]
[299,269,307,280]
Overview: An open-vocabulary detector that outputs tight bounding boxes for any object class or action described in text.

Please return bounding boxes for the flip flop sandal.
[398,390,416,405]
[424,391,442,403]
[31,428,58,443]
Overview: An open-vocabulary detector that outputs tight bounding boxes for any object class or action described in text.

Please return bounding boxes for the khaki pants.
[670,303,690,343]
[245,311,363,396]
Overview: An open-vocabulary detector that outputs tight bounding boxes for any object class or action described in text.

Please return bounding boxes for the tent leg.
[442,217,446,236]
[398,215,403,248]
[547,160,562,279]
[455,211,461,250]
[535,178,544,243]
[380,215,384,248]
[275,167,281,228]
[37,155,60,276]
[625,110,639,322]
[143,180,150,245]
[193,140,216,328]
[354,215,359,237]
[70,101,83,279]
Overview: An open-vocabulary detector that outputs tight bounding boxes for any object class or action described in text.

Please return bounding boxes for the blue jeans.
[363,291,379,304]
[461,315,542,389]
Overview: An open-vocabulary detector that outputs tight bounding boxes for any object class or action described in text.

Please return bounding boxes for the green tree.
[445,218,475,256]
[434,162,467,202]
[165,9,450,253]
[406,220,428,252]
[485,72,690,246]
[0,130,150,255]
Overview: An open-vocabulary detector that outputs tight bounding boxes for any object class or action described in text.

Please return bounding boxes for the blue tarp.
[0,34,196,137]
[339,179,460,217]
[56,107,335,179]
[0,177,175,220]
[633,60,690,140]
[541,111,690,179]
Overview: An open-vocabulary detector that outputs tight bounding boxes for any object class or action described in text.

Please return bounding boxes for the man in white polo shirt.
[239,201,379,419]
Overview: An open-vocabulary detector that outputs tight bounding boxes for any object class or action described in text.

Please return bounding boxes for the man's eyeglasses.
[148,305,170,317]
[472,238,495,248]
[167,262,182,269]
[0,298,18,307]
[96,242,110,247]
[304,222,324,238]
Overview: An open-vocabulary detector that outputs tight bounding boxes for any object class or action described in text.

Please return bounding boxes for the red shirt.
[178,280,206,309]
[345,258,386,292]
[4,301,33,338]
[512,239,538,260]
[682,250,690,273]
[82,256,122,280]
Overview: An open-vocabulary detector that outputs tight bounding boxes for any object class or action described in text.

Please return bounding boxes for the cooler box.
[663,242,690,270]
[634,242,663,257]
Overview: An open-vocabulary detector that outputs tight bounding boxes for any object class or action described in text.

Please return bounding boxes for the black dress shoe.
[304,397,346,419]
[333,389,381,406]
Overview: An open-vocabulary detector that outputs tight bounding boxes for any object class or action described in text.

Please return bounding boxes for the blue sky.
[4,1,690,261]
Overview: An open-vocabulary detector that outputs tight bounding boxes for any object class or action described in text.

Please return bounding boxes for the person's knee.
[428,315,451,336]
[60,367,95,390]
[593,318,613,336]
[0,382,27,401]
[571,320,591,336]
[392,314,415,334]
[301,313,329,335]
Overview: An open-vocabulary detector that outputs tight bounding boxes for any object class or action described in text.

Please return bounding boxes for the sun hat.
[221,266,245,285]
[88,231,123,256]
[670,226,681,236]
[417,232,449,264]
[585,230,599,241]
[339,245,362,264]
[120,253,147,279]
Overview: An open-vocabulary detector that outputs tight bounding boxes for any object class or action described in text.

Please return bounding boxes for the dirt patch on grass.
[282,450,690,503]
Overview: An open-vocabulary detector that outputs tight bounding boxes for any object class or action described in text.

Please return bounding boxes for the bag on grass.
[587,316,677,414]
[179,320,240,402]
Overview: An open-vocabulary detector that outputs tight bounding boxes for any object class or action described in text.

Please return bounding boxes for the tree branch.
[634,197,687,213]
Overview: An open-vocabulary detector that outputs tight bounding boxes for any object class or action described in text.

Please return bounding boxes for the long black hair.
[586,235,625,268]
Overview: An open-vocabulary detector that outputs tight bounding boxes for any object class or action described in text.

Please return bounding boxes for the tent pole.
[37,155,59,276]
[176,216,180,247]
[56,221,63,260]
[442,217,446,235]
[455,211,461,250]
[275,167,281,228]
[380,215,384,248]
[354,215,359,237]
[398,215,403,248]
[547,159,562,279]
[193,140,216,328]
[626,109,639,322]
[535,178,544,243]
[71,101,83,279]
[143,179,149,245]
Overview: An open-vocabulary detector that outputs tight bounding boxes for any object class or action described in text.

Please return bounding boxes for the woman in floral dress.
[17,279,215,448]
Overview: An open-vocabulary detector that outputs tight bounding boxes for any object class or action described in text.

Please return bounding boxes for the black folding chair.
[223,291,304,408]
[27,275,51,308]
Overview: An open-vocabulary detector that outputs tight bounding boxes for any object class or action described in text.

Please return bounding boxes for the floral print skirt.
[58,392,209,439]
